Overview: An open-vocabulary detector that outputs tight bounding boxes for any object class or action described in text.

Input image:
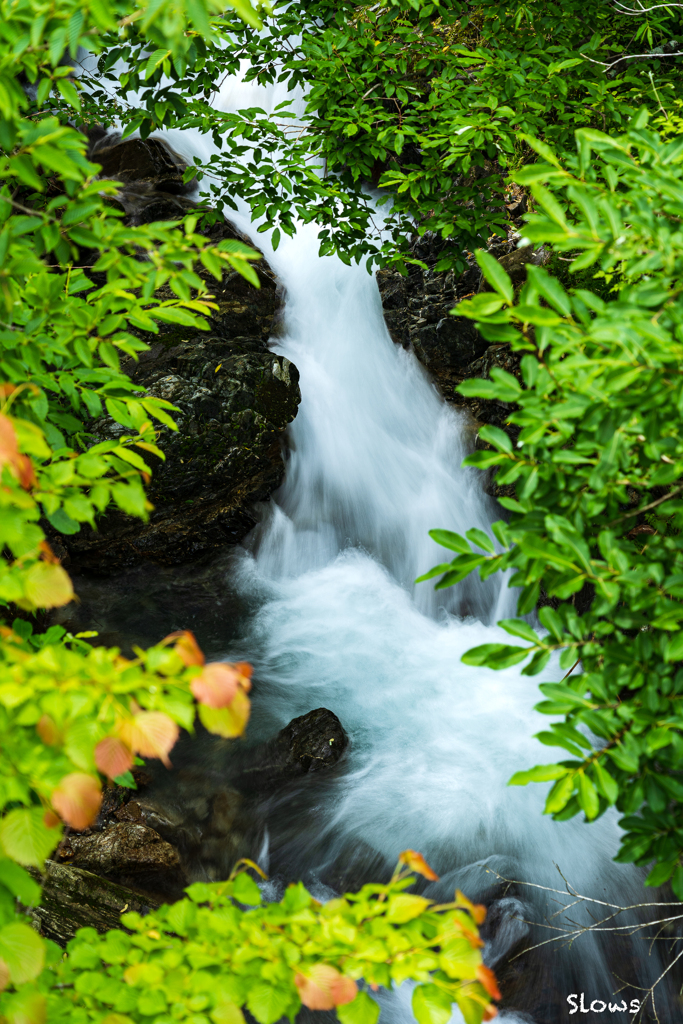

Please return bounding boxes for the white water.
[91,62,671,1022]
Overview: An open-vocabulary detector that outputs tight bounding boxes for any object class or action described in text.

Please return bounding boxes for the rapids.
[86,58,677,1023]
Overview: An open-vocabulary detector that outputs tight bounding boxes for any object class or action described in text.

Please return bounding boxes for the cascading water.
[94,60,677,1022]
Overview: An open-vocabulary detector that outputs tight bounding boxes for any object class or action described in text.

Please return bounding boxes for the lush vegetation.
[421,117,683,897]
[0,0,505,1020]
[72,0,683,270]
[3,0,683,1017]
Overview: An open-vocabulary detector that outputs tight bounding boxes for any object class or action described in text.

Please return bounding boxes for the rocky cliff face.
[56,134,300,574]
[377,225,546,435]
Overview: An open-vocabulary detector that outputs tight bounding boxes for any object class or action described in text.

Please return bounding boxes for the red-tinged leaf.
[476,965,501,1001]
[95,737,134,779]
[163,629,205,666]
[36,715,60,746]
[51,773,102,830]
[38,541,60,565]
[0,958,9,992]
[198,687,251,738]
[234,661,253,692]
[483,1004,499,1021]
[295,966,357,1010]
[118,712,179,767]
[43,811,60,829]
[0,414,19,471]
[398,849,439,881]
[191,662,241,708]
[455,889,487,925]
[17,454,36,490]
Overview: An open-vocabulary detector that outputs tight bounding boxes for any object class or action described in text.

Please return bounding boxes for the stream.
[83,59,678,1024]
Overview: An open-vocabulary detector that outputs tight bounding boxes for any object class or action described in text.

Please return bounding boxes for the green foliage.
[24,870,496,1024]
[421,114,683,893]
[96,0,683,271]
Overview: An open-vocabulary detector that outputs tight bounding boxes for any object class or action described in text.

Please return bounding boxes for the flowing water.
[87,60,679,1023]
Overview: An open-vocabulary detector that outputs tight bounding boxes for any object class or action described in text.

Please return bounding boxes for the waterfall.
[98,61,673,1023]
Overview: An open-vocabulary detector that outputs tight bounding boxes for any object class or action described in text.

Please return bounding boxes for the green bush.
[421,113,683,896]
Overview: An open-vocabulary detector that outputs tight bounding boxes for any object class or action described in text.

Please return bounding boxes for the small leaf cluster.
[31,863,497,1024]
[421,115,683,895]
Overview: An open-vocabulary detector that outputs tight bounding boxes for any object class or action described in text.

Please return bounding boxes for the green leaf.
[0,859,41,905]
[0,922,45,983]
[498,619,540,643]
[577,772,600,820]
[475,249,513,304]
[509,764,569,785]
[46,508,81,535]
[246,983,290,1024]
[337,992,380,1024]
[0,808,60,867]
[465,528,495,554]
[232,871,262,905]
[593,761,618,804]
[544,774,575,815]
[429,530,471,554]
[415,563,456,583]
[412,984,452,1024]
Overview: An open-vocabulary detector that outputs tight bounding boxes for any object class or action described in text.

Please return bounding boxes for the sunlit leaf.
[295,965,357,1010]
[398,849,439,880]
[118,712,179,767]
[95,737,134,780]
[51,772,102,830]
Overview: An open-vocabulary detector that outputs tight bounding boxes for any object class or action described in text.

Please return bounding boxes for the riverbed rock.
[236,707,349,794]
[56,821,187,899]
[55,133,300,573]
[28,860,162,946]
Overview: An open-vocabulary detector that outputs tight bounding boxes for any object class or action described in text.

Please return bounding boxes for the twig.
[606,484,683,527]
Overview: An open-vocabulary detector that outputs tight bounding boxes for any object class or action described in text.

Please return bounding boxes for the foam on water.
[83,58,673,1020]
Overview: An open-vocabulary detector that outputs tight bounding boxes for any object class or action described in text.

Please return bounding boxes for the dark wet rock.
[377,231,547,440]
[237,708,349,794]
[56,821,187,900]
[54,133,300,574]
[28,859,161,946]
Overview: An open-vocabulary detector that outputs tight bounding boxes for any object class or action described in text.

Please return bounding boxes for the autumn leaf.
[295,965,357,1010]
[0,958,9,992]
[191,662,243,708]
[43,811,60,829]
[95,736,134,780]
[51,773,102,830]
[234,661,253,691]
[476,965,501,1002]
[198,687,251,738]
[398,849,439,881]
[36,715,60,746]
[455,889,487,925]
[0,414,35,490]
[118,711,179,767]
[23,561,74,609]
[163,629,205,666]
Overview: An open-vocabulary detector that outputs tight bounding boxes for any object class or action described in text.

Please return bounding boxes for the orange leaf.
[95,737,134,780]
[0,958,9,992]
[162,629,205,666]
[23,562,74,609]
[0,414,19,471]
[398,849,439,881]
[295,966,357,1010]
[234,661,253,692]
[483,1005,499,1021]
[16,454,36,490]
[52,773,102,830]
[198,687,250,738]
[38,542,60,565]
[117,711,179,767]
[36,714,60,746]
[43,810,61,829]
[191,662,241,708]
[455,889,487,925]
[476,965,501,1002]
